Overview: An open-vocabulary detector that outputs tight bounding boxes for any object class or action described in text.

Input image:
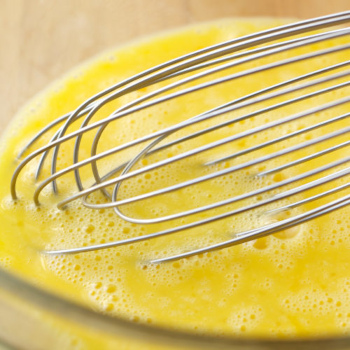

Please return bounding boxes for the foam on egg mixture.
[0,17,350,340]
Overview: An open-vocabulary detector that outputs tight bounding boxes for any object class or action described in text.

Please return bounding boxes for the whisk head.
[11,11,350,263]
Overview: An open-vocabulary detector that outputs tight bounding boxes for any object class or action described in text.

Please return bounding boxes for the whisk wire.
[11,11,350,262]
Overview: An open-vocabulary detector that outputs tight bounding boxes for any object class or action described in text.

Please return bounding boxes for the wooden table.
[0,0,349,129]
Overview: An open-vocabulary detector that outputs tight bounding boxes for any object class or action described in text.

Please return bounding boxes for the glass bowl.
[1,1,349,349]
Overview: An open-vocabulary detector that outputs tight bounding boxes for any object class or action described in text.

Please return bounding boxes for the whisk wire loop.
[11,12,350,262]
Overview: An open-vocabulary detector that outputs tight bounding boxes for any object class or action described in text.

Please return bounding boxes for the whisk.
[11,11,350,263]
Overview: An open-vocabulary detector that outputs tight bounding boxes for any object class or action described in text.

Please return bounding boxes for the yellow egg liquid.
[0,18,350,345]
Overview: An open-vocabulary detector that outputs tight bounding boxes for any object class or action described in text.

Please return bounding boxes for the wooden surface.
[0,0,349,129]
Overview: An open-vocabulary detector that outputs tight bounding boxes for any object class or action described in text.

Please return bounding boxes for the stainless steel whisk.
[11,11,350,263]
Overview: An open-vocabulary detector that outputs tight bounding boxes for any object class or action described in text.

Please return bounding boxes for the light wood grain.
[0,0,349,129]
